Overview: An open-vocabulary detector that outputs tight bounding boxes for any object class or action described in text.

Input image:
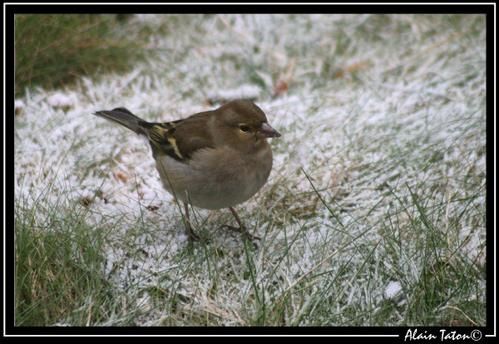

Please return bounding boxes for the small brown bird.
[94,100,281,242]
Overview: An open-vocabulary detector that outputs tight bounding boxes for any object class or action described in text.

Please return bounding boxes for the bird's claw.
[185,225,200,242]
[220,225,261,247]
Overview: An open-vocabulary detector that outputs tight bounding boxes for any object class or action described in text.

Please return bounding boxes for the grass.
[14,184,131,326]
[15,200,104,325]
[15,14,142,98]
[14,14,486,327]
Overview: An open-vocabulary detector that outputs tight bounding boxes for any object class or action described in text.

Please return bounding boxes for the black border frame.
[4,2,496,338]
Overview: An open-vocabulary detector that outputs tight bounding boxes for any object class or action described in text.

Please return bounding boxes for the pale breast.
[155,145,273,210]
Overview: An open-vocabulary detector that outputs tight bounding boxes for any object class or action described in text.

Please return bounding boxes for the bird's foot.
[185,224,200,242]
[220,225,260,247]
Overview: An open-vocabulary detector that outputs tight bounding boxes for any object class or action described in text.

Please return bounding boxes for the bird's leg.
[222,207,261,241]
[183,202,200,241]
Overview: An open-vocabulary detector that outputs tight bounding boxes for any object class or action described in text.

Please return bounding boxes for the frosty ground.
[14,14,486,326]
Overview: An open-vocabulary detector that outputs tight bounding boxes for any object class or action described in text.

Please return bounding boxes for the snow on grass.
[15,14,486,326]
[384,281,403,300]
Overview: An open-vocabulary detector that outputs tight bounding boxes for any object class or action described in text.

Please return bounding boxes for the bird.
[93,99,281,242]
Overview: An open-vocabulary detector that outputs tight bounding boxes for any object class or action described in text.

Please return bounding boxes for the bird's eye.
[239,125,251,133]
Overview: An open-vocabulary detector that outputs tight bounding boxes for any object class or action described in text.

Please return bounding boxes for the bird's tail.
[94,107,149,135]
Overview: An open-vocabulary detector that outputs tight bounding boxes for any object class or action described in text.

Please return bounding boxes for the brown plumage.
[94,100,281,242]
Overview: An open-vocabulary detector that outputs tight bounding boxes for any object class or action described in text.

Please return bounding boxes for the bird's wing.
[144,111,216,162]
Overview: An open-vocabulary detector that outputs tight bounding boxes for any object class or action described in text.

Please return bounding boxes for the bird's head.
[214,100,281,152]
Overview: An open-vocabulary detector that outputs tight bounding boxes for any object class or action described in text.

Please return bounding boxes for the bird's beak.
[259,122,281,138]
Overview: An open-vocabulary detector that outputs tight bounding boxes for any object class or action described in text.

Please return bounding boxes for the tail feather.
[94,107,148,135]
